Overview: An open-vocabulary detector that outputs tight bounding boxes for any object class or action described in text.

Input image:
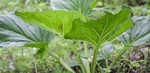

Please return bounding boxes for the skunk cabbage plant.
[15,9,133,73]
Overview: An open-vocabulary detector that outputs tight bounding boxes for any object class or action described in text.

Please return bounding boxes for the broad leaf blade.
[65,10,133,45]
[15,10,75,35]
[51,0,97,15]
[0,14,54,47]
[119,16,150,46]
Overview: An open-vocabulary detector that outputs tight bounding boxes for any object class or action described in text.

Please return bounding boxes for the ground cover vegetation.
[0,0,150,73]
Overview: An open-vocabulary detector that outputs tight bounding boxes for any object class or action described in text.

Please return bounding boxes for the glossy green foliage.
[15,10,133,46]
[119,16,150,46]
[0,14,54,47]
[65,10,133,45]
[51,0,97,15]
[15,11,76,35]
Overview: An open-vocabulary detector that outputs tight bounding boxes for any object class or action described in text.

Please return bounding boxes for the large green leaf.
[0,14,54,47]
[51,0,97,15]
[118,16,150,46]
[15,10,77,35]
[64,10,134,45]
